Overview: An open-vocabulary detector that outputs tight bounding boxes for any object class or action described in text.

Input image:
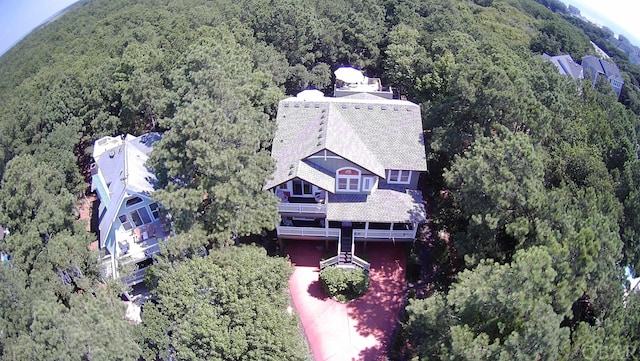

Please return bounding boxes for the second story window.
[336,168,360,192]
[292,179,313,196]
[388,170,411,184]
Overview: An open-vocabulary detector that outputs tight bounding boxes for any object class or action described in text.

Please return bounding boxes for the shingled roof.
[92,133,161,250]
[265,93,427,190]
[327,189,425,223]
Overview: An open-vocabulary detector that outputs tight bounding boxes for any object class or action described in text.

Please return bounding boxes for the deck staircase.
[338,227,353,265]
[319,227,370,271]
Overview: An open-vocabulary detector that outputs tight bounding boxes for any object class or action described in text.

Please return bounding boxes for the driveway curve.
[287,241,406,361]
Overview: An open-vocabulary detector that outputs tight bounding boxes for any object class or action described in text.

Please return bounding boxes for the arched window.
[126,196,143,207]
[336,168,360,192]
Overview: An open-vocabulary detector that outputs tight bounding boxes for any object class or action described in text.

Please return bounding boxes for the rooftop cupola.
[333,66,393,99]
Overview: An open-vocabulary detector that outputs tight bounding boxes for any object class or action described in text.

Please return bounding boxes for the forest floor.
[287,241,406,361]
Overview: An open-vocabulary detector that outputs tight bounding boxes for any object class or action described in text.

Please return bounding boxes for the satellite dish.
[334,67,364,84]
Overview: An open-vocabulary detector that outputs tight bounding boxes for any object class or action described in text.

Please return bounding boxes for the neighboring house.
[581,55,625,99]
[91,133,168,285]
[264,68,427,270]
[542,53,584,80]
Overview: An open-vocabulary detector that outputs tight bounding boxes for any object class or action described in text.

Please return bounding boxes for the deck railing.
[277,202,326,215]
[353,229,416,240]
[276,226,339,238]
[118,241,160,266]
[319,255,340,270]
[352,255,371,271]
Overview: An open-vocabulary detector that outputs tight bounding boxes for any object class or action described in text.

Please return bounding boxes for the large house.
[91,133,169,285]
[264,68,427,269]
[581,55,625,99]
[542,53,584,80]
[542,53,625,99]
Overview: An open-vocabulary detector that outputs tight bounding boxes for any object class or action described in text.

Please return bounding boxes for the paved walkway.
[287,241,406,361]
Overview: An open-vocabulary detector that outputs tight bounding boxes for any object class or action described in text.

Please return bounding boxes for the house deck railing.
[277,226,416,240]
[277,202,326,215]
[118,240,160,266]
[319,255,340,270]
[276,226,339,238]
[353,229,416,240]
[352,255,370,271]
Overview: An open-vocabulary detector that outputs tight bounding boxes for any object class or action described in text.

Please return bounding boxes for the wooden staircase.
[319,227,370,272]
[338,227,353,265]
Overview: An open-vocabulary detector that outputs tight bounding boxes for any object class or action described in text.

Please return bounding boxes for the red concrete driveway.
[287,241,406,361]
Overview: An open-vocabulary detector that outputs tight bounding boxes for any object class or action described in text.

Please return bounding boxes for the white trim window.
[361,176,376,192]
[387,170,412,184]
[336,168,360,192]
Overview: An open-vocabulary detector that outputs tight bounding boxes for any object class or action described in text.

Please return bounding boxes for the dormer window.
[336,168,360,192]
[388,170,411,184]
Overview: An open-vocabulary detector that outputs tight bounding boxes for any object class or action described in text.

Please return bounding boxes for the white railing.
[353,229,416,240]
[277,202,326,214]
[118,241,160,266]
[277,226,340,238]
[352,255,371,272]
[320,255,340,270]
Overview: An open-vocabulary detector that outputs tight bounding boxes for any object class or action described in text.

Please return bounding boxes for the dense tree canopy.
[138,245,306,361]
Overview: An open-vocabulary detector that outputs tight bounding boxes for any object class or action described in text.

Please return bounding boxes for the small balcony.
[277,196,326,217]
[100,220,170,284]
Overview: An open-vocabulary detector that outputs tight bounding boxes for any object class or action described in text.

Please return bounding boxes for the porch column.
[111,254,118,279]
[390,222,394,239]
[365,222,369,238]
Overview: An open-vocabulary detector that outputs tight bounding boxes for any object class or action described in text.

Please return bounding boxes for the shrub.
[319,266,370,302]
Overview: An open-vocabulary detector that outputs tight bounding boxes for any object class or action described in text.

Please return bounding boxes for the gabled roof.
[542,53,584,80]
[265,93,427,190]
[92,133,161,250]
[581,55,624,81]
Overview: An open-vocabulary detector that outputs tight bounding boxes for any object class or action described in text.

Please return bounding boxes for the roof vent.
[355,104,361,109]
[109,150,115,158]
[284,103,289,107]
[381,105,388,110]
[304,103,310,108]
[317,142,322,146]
[368,105,373,110]
[341,104,347,109]
[289,164,295,169]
